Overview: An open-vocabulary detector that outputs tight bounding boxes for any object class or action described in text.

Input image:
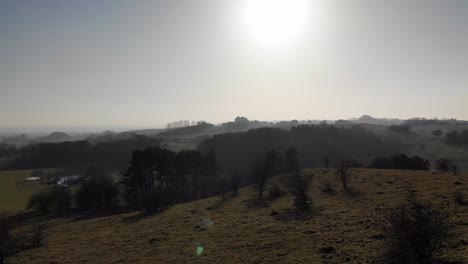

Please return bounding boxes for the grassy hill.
[8,169,468,264]
[0,170,48,212]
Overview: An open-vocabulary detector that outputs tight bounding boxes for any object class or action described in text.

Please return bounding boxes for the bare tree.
[230,171,240,195]
[335,161,351,194]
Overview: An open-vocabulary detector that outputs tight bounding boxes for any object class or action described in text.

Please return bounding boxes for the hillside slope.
[10,169,468,264]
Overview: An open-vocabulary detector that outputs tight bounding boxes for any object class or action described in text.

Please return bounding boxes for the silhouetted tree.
[215,176,228,202]
[252,150,281,200]
[120,146,222,211]
[284,147,299,172]
[336,161,351,194]
[230,171,240,195]
[287,171,312,211]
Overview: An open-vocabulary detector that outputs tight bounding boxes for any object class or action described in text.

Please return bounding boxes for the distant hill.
[34,132,71,143]
[352,115,403,126]
[157,122,215,138]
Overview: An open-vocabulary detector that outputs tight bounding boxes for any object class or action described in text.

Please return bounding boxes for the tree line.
[120,147,221,211]
[2,136,160,171]
[445,129,468,146]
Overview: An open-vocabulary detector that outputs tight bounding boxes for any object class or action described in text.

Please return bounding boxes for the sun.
[244,0,309,47]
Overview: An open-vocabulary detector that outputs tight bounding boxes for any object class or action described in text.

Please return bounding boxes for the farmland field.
[0,170,48,212]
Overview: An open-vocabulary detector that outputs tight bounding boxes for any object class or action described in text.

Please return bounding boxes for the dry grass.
[8,169,468,264]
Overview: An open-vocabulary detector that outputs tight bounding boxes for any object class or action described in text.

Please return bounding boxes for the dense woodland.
[198,125,405,180]
[2,136,160,172]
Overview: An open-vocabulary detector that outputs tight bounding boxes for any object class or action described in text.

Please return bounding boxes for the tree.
[432,129,443,138]
[287,171,312,211]
[215,176,228,202]
[120,146,220,211]
[75,174,118,210]
[451,164,459,175]
[336,161,351,194]
[323,156,330,169]
[436,158,453,172]
[284,147,299,172]
[252,157,268,200]
[380,194,451,264]
[230,171,240,195]
[252,150,280,200]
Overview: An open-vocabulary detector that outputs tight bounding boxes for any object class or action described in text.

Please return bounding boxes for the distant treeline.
[403,118,465,126]
[388,125,412,134]
[369,154,430,170]
[198,124,405,180]
[158,122,214,137]
[445,129,468,146]
[3,124,413,176]
[3,136,160,171]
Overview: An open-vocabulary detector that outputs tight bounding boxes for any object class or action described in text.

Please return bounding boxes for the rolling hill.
[8,168,467,264]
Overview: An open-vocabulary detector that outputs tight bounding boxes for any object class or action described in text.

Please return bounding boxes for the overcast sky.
[1,0,467,128]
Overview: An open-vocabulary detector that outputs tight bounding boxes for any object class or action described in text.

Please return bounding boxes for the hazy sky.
[1,0,467,128]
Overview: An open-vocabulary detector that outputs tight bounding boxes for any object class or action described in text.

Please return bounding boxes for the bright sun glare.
[244,0,309,46]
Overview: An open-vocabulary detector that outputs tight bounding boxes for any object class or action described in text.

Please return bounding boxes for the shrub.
[432,129,443,138]
[436,158,454,172]
[287,171,312,210]
[380,194,451,264]
[30,224,46,248]
[27,192,54,212]
[267,183,285,201]
[321,180,335,194]
[27,186,71,216]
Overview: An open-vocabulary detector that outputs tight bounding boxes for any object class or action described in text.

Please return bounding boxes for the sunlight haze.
[1,0,467,127]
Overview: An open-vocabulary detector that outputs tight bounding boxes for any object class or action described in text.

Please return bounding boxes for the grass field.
[0,170,49,212]
[8,168,468,264]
